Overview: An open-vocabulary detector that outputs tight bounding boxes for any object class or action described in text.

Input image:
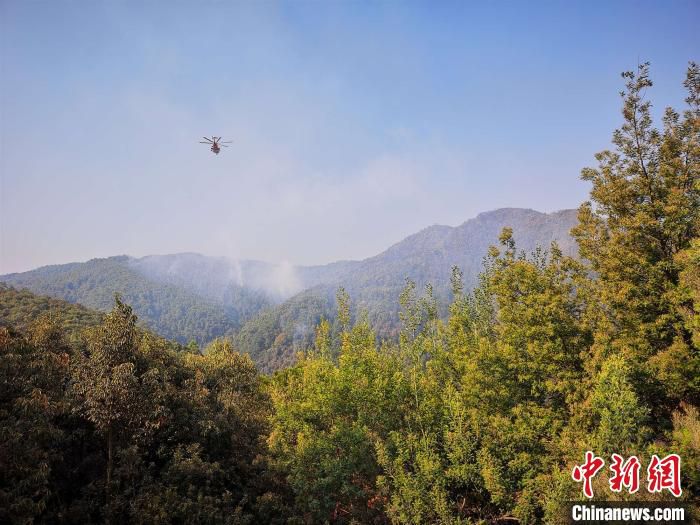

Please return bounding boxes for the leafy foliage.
[572,62,700,417]
[0,283,103,337]
[1,298,272,524]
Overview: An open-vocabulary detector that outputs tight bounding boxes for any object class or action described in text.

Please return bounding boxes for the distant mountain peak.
[2,207,580,369]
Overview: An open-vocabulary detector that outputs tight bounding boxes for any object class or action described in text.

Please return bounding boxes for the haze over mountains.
[1,208,578,369]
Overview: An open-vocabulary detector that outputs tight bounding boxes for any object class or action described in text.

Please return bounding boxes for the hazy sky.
[1,1,698,273]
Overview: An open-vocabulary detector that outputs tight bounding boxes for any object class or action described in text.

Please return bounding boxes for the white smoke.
[226,258,244,287]
[265,261,302,298]
[129,253,304,303]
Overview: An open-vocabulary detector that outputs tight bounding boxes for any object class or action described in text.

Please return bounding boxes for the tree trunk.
[106,424,113,525]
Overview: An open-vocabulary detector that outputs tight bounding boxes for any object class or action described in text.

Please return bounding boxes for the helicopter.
[200,136,232,155]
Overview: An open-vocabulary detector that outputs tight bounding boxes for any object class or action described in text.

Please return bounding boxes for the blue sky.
[1,0,698,273]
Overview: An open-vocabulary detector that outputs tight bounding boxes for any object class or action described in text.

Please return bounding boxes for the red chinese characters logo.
[609,454,641,494]
[572,452,682,498]
[647,454,682,497]
[572,451,605,498]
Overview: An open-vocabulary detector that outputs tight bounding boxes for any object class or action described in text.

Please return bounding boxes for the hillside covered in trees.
[0,256,271,346]
[0,283,103,337]
[1,63,699,524]
[234,207,578,371]
[2,208,577,370]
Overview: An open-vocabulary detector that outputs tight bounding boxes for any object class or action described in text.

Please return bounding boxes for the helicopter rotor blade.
[202,136,214,143]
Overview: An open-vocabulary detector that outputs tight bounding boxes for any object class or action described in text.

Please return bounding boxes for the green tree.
[71,297,160,522]
[572,62,700,417]
[0,317,71,524]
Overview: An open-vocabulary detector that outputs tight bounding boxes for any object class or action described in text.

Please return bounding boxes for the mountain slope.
[236,208,579,370]
[0,256,268,345]
[0,283,104,337]
[2,208,579,368]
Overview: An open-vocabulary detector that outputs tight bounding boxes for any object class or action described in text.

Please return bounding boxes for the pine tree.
[572,62,700,417]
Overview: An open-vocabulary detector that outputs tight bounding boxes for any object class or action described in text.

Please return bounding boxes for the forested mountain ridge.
[0,284,182,350]
[298,207,577,291]
[235,208,579,370]
[0,283,104,337]
[318,207,577,304]
[1,208,577,367]
[0,256,269,345]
